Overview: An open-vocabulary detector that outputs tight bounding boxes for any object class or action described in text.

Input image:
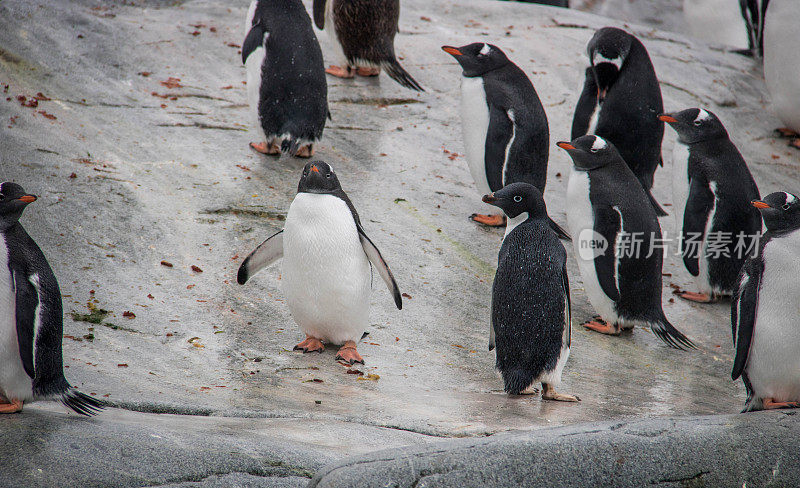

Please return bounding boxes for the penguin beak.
[441,46,462,57]
[309,165,320,174]
[18,195,36,203]
[482,193,497,204]
[751,200,771,209]
[556,142,576,151]
[658,114,678,123]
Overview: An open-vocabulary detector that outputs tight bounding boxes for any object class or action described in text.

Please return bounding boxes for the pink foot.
[0,398,23,414]
[325,65,355,78]
[356,67,380,77]
[294,335,325,353]
[582,318,621,336]
[679,291,716,303]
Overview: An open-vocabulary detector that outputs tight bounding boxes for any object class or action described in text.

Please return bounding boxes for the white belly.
[671,142,690,237]
[244,1,264,132]
[282,193,371,344]
[764,0,800,132]
[747,231,800,402]
[683,0,749,49]
[566,170,617,322]
[0,236,32,402]
[460,76,491,197]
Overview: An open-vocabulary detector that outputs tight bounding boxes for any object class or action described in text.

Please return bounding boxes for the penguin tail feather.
[651,316,696,350]
[645,188,668,217]
[501,368,534,395]
[548,218,571,241]
[381,59,424,92]
[61,389,105,416]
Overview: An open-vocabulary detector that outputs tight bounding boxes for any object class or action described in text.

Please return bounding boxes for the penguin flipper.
[381,58,424,92]
[570,67,597,139]
[488,321,495,351]
[645,187,668,217]
[485,105,514,192]
[13,270,37,379]
[312,0,326,30]
[593,206,622,302]
[242,20,267,65]
[732,258,762,380]
[682,175,715,277]
[562,262,571,349]
[548,218,571,241]
[357,224,402,310]
[237,230,284,285]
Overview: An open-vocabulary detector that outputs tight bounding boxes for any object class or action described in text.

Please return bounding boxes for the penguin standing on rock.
[660,108,761,303]
[763,0,800,149]
[571,27,667,216]
[243,0,329,158]
[559,136,696,350]
[733,192,800,411]
[442,43,569,239]
[237,162,402,365]
[0,182,104,416]
[313,0,423,91]
[484,183,578,402]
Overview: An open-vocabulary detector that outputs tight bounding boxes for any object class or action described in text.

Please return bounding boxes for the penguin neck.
[503,212,530,240]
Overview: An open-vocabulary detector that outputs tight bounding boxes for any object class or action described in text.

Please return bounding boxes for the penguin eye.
[0,193,4,201]
[693,120,702,126]
[325,173,331,178]
[513,195,522,202]
[590,148,599,153]
[783,203,791,210]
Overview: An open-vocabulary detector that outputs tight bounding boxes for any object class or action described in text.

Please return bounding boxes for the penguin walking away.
[237,162,402,365]
[733,191,800,411]
[484,183,579,401]
[660,108,761,303]
[243,0,329,158]
[313,0,423,91]
[559,136,696,350]
[763,0,800,149]
[571,27,667,216]
[442,43,569,239]
[0,182,104,416]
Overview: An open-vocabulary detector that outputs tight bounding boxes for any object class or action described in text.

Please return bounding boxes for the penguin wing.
[237,230,283,285]
[312,0,326,30]
[485,105,514,191]
[562,262,571,349]
[570,67,597,139]
[357,223,402,310]
[13,270,37,379]
[682,174,715,277]
[593,206,622,302]
[242,20,267,65]
[731,258,762,380]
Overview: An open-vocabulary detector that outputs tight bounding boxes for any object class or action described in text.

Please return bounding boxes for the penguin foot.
[0,398,23,413]
[789,139,800,150]
[775,128,799,138]
[356,67,380,77]
[678,291,716,303]
[763,398,800,410]
[518,386,540,395]
[582,318,620,335]
[470,213,506,227]
[325,65,355,78]
[542,383,580,402]
[335,341,364,365]
[294,336,325,353]
[294,144,315,158]
[250,141,281,155]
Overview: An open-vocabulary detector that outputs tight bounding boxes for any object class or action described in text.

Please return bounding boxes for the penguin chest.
[281,193,371,343]
[244,1,267,131]
[0,235,33,401]
[695,181,718,293]
[748,233,800,401]
[459,76,492,196]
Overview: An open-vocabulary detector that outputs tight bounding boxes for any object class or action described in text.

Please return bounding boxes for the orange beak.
[482,193,496,204]
[442,46,462,56]
[658,115,678,123]
[309,165,319,173]
[18,195,36,203]
[751,200,770,209]
[556,142,576,151]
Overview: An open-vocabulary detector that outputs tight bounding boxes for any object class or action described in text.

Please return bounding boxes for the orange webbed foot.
[470,213,506,227]
[335,341,364,365]
[776,128,800,138]
[294,335,325,353]
[325,65,355,78]
[763,398,800,410]
[356,67,380,77]
[582,317,621,335]
[294,144,315,158]
[250,141,281,155]
[0,399,23,414]
[679,291,716,303]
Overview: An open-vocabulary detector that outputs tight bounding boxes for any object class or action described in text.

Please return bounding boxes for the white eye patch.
[480,43,491,56]
[592,52,622,69]
[785,192,797,204]
[591,136,608,151]
[695,109,711,123]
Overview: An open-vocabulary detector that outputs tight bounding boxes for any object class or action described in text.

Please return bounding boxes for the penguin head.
[482,182,547,219]
[441,43,509,77]
[297,161,342,194]
[0,182,37,230]
[587,27,632,101]
[659,108,728,144]
[752,192,800,234]
[557,135,621,171]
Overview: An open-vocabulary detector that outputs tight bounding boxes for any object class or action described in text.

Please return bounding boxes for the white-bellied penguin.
[571,27,667,216]
[312,0,423,91]
[559,136,696,349]
[237,162,402,364]
[733,191,800,411]
[0,182,104,415]
[763,0,800,149]
[243,0,329,158]
[441,43,569,239]
[484,183,579,401]
[660,108,761,303]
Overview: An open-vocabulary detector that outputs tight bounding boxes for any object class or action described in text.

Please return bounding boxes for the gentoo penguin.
[441,43,569,239]
[484,183,579,402]
[660,108,761,302]
[741,0,769,57]
[559,136,696,349]
[732,191,800,411]
[312,0,423,91]
[571,27,667,216]
[243,0,329,158]
[0,182,104,415]
[683,0,750,51]
[237,162,402,365]
[763,0,800,149]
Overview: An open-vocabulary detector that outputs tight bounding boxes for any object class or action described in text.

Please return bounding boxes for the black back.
[329,0,399,63]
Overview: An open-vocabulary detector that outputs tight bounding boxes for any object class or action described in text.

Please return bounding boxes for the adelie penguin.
[237,162,402,365]
[484,183,579,402]
[660,108,761,303]
[571,27,667,216]
[559,136,696,350]
[0,182,104,416]
[312,0,423,91]
[243,0,329,158]
[732,191,800,412]
[442,43,569,240]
